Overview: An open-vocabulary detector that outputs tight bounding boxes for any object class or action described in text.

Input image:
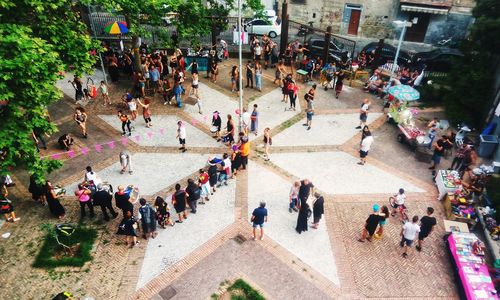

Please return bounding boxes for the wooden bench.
[296,69,309,83]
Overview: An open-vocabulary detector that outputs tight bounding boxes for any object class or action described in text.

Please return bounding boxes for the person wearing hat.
[93,184,118,221]
[358,204,383,242]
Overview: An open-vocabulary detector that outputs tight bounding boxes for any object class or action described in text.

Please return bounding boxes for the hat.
[373,204,380,212]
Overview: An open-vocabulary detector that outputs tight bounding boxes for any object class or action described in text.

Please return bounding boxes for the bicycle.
[389,196,409,224]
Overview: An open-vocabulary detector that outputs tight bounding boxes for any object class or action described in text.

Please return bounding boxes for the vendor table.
[448,232,498,300]
[436,170,462,200]
[444,220,470,233]
[185,56,208,72]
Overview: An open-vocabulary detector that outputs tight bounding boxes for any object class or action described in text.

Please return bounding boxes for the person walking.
[296,202,311,234]
[92,184,118,221]
[29,175,46,205]
[245,61,254,89]
[137,98,153,128]
[32,126,48,151]
[375,205,390,238]
[186,178,201,214]
[118,110,132,136]
[358,204,383,242]
[251,201,268,240]
[117,211,139,248]
[74,107,88,138]
[154,196,174,228]
[99,81,111,105]
[358,126,374,165]
[427,117,439,149]
[298,179,314,209]
[400,215,420,258]
[138,198,157,239]
[334,69,346,99]
[115,185,134,217]
[255,61,263,92]
[250,104,259,135]
[211,61,219,83]
[416,207,436,252]
[289,181,300,213]
[74,184,95,218]
[172,183,188,223]
[356,98,370,129]
[45,181,65,220]
[177,120,187,152]
[311,192,324,229]
[263,128,272,161]
[84,166,101,187]
[304,84,316,130]
[70,75,85,102]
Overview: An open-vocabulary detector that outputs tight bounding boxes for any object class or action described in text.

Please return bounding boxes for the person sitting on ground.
[58,133,74,151]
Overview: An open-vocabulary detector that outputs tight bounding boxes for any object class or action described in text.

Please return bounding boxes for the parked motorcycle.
[297,22,314,37]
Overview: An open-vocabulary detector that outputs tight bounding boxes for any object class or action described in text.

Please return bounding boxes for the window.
[291,0,306,4]
[252,20,267,26]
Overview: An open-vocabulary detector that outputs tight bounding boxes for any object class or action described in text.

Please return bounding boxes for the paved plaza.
[1,61,460,300]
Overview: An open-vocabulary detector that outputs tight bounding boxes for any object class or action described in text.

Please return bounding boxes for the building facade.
[282,0,475,45]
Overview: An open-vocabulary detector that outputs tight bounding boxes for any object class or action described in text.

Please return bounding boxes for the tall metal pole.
[391,22,408,79]
[237,0,243,133]
[87,5,108,85]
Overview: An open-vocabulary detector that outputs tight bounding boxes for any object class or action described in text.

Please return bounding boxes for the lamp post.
[237,0,244,133]
[391,20,412,79]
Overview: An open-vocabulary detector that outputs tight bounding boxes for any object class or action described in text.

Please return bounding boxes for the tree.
[440,0,500,128]
[0,0,98,183]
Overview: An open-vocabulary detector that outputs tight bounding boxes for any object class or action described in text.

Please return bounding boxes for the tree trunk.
[132,35,142,73]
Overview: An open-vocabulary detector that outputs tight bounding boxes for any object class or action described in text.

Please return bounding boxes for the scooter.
[455,123,472,147]
[297,22,314,37]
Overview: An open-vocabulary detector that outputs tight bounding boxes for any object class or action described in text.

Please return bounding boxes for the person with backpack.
[138,198,157,239]
[186,179,201,214]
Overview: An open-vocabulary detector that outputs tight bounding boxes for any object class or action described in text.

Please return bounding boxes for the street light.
[237,0,244,134]
[391,20,413,78]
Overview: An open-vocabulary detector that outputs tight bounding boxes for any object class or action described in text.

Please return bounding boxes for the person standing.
[263,128,272,161]
[74,184,95,218]
[304,84,316,130]
[255,61,263,92]
[211,61,219,83]
[117,211,139,248]
[429,135,452,170]
[311,192,324,229]
[172,183,188,223]
[334,69,346,99]
[32,126,48,151]
[230,66,239,93]
[250,104,259,135]
[84,166,102,187]
[189,72,200,101]
[118,110,132,136]
[149,65,160,94]
[92,185,118,221]
[298,179,314,209]
[356,98,370,129]
[137,98,153,128]
[400,215,420,258]
[296,202,311,234]
[186,179,201,214]
[115,185,134,217]
[173,81,184,108]
[358,204,382,242]
[416,207,436,252]
[390,188,407,220]
[138,198,157,239]
[45,181,65,220]
[375,205,390,238]
[358,126,374,165]
[427,117,439,149]
[154,196,174,228]
[245,61,254,89]
[251,201,268,240]
[177,120,187,152]
[99,81,111,105]
[74,107,88,138]
[242,108,251,136]
[288,80,299,111]
[289,181,300,213]
[198,169,210,203]
[239,138,250,170]
[69,75,85,102]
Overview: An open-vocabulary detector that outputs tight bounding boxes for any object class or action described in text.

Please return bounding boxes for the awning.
[401,4,449,14]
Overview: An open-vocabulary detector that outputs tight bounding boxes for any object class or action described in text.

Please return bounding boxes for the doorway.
[348,9,361,35]
[404,13,430,42]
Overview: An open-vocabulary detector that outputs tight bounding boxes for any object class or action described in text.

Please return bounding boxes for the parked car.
[307,38,350,64]
[412,48,463,73]
[360,42,412,66]
[244,17,281,38]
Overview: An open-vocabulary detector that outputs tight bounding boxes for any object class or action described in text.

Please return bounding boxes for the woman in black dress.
[211,111,222,139]
[334,69,346,99]
[208,161,218,194]
[295,202,311,234]
[45,181,65,220]
[29,175,46,205]
[117,211,139,248]
[172,183,187,223]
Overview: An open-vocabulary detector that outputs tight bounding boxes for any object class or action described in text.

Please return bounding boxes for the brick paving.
[0,58,464,300]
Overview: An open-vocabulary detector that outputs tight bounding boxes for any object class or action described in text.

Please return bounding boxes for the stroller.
[83,78,97,101]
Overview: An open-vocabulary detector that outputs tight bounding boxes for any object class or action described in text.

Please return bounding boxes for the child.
[100,81,111,105]
[154,196,174,228]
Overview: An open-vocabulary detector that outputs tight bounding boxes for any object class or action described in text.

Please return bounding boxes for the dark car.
[411,48,463,73]
[360,42,412,66]
[307,38,350,64]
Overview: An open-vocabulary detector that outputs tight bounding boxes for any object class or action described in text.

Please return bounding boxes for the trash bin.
[478,135,499,158]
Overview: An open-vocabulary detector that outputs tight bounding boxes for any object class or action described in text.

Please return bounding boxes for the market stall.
[447,232,498,300]
[436,170,463,200]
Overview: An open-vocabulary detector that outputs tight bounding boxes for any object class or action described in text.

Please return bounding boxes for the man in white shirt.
[84,166,101,186]
[358,127,374,165]
[400,215,420,258]
[177,120,187,152]
[356,98,370,129]
[390,188,406,219]
[242,107,251,135]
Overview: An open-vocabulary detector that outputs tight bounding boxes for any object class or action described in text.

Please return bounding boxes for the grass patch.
[32,226,97,269]
[227,279,265,300]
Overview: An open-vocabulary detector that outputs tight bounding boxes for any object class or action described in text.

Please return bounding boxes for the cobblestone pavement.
[1,58,461,300]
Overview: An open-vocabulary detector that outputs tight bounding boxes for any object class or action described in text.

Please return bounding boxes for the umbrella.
[388,84,420,102]
[104,21,129,34]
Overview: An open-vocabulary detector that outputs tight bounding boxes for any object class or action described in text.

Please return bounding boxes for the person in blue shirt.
[173,82,184,108]
[149,65,160,94]
[251,201,268,240]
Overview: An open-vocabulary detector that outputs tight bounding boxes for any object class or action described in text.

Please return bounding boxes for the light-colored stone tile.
[247,161,339,285]
[270,151,424,195]
[98,115,219,148]
[64,153,211,196]
[136,180,236,289]
[272,113,382,146]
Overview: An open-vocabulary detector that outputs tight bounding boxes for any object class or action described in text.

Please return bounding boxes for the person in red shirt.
[198,169,210,204]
